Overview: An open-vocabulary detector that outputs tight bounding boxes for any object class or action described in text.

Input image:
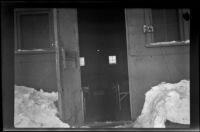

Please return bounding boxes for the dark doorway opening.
[78,8,131,123]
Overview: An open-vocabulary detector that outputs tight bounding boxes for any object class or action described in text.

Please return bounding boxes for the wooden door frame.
[53,8,64,119]
[78,8,132,122]
[54,8,133,124]
[124,8,133,121]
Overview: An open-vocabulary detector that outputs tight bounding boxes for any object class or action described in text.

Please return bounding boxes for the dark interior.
[78,8,131,123]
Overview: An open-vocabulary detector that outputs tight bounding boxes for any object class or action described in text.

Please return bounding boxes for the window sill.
[145,40,190,48]
[15,49,56,55]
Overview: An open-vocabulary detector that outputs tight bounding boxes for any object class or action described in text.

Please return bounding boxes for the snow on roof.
[16,49,46,52]
[149,40,190,46]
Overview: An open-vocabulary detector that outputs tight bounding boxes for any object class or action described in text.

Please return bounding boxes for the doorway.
[77,8,131,123]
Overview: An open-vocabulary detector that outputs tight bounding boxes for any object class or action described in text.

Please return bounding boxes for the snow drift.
[134,80,190,128]
[14,85,70,128]
[14,80,190,128]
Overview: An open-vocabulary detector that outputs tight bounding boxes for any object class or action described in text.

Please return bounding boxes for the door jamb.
[124,8,133,120]
[53,8,64,119]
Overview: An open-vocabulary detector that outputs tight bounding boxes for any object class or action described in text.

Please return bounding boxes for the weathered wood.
[53,8,64,119]
[57,8,84,125]
[15,52,57,92]
[125,8,190,121]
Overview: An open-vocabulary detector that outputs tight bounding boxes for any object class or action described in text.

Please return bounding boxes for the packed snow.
[16,49,46,52]
[149,40,190,46]
[14,79,190,128]
[14,85,70,128]
[134,80,190,128]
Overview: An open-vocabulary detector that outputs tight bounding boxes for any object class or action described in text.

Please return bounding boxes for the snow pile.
[16,49,46,52]
[14,85,70,128]
[113,123,134,128]
[149,40,190,46]
[134,80,190,128]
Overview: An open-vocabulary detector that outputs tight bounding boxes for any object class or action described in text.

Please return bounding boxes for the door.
[78,8,131,122]
[54,9,84,125]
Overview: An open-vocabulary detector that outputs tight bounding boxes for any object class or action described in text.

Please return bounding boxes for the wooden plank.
[125,8,190,122]
[53,8,64,119]
[57,8,84,125]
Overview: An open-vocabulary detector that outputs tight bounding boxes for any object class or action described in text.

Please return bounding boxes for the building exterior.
[14,8,190,125]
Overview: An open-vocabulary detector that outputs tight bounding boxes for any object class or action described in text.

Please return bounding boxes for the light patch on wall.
[80,57,85,66]
[109,55,116,64]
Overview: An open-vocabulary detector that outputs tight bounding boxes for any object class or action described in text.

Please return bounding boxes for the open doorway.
[77,8,131,123]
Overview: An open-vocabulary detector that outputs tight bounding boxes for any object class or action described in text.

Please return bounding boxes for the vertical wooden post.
[124,8,134,121]
[53,9,84,125]
[53,8,64,119]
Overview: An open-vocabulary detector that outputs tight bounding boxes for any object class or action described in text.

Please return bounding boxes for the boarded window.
[152,9,181,42]
[15,10,52,50]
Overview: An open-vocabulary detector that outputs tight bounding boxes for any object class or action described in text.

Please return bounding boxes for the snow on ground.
[14,85,70,128]
[133,80,190,128]
[14,79,190,128]
[149,40,190,46]
[16,49,46,52]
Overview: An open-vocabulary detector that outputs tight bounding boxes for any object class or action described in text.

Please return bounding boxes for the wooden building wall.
[14,9,58,92]
[14,8,190,124]
[15,51,57,92]
[125,9,190,121]
[14,8,84,125]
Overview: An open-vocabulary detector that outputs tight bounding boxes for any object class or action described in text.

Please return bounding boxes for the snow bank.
[16,49,46,52]
[149,40,190,46]
[14,85,70,128]
[134,80,190,128]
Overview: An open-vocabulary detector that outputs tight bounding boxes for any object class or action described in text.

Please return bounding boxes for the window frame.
[144,8,190,47]
[14,8,55,52]
[109,55,117,65]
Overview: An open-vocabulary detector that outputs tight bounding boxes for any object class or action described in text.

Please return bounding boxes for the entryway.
[77,8,131,123]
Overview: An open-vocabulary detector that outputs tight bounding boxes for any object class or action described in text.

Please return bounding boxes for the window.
[152,9,180,42]
[80,57,85,66]
[144,8,190,47]
[15,9,53,50]
[109,55,117,64]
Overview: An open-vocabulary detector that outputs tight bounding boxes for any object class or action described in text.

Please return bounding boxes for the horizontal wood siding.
[125,9,190,121]
[15,51,57,92]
